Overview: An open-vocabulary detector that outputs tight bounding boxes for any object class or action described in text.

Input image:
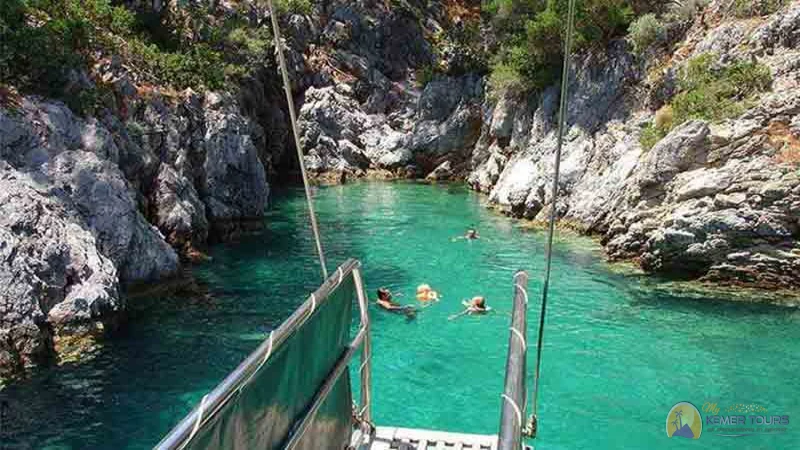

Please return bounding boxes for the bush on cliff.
[0,1,281,114]
[731,0,785,18]
[484,0,637,94]
[0,0,134,107]
[627,13,665,53]
[640,53,773,149]
[273,0,313,16]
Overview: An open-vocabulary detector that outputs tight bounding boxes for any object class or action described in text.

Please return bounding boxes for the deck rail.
[155,258,372,450]
[497,271,529,450]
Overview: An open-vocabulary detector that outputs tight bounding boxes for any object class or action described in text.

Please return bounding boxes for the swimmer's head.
[417,284,431,294]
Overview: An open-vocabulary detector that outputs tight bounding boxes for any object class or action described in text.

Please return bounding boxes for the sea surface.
[2,181,798,449]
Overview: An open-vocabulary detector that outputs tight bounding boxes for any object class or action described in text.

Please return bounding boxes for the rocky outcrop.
[468,1,800,291]
[0,82,270,376]
[0,164,120,377]
[202,93,269,235]
[288,1,484,179]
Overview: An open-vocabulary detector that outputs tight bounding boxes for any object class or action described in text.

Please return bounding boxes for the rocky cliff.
[2,0,799,378]
[467,2,800,290]
[0,81,271,378]
[290,1,800,291]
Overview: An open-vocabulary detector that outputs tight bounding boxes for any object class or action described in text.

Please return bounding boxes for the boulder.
[202,93,269,224]
[152,164,209,249]
[0,165,119,377]
[425,161,454,181]
[45,151,180,282]
[637,120,710,191]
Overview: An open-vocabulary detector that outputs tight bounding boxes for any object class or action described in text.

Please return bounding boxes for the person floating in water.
[376,287,401,310]
[376,287,417,318]
[465,296,489,314]
[452,227,480,241]
[416,284,440,304]
[449,296,492,320]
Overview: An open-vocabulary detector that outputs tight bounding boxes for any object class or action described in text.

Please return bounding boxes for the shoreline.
[304,177,800,306]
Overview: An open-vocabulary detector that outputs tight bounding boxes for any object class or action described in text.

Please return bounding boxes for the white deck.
[359,426,499,450]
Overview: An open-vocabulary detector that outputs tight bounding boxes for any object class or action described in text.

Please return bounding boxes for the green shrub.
[668,0,709,22]
[639,104,673,149]
[273,0,313,16]
[488,61,526,94]
[0,0,104,103]
[1,0,264,108]
[126,39,226,90]
[627,13,665,53]
[225,26,272,67]
[485,0,637,94]
[731,0,785,18]
[640,123,667,149]
[644,53,772,144]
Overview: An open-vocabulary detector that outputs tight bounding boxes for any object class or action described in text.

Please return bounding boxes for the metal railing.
[155,258,372,450]
[497,271,529,450]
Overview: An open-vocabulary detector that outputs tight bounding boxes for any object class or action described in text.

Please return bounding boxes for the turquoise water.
[2,181,799,449]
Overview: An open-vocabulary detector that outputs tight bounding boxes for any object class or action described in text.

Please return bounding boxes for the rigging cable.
[267,0,329,280]
[529,0,578,437]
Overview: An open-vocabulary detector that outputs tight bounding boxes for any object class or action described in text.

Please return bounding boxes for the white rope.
[263,331,275,364]
[337,266,344,286]
[515,283,528,304]
[178,394,209,449]
[359,355,370,373]
[266,0,328,280]
[510,327,526,351]
[240,331,275,388]
[501,393,523,427]
[309,293,317,315]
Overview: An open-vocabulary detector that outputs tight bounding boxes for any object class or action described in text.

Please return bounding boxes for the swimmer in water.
[416,284,440,304]
[449,296,492,320]
[376,287,401,310]
[452,227,480,241]
[466,296,488,314]
[376,287,417,318]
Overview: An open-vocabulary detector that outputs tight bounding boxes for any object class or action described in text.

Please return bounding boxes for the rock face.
[0,164,119,377]
[289,0,799,291]
[0,83,270,376]
[468,1,800,291]
[291,1,485,179]
[2,0,798,379]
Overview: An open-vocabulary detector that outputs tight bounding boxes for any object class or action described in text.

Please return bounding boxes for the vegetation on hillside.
[640,53,773,149]
[0,0,307,114]
[731,0,786,18]
[481,0,651,94]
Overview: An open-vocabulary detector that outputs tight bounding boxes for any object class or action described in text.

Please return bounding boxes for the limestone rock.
[202,93,269,224]
[45,151,180,282]
[152,164,209,249]
[425,160,454,181]
[0,165,119,377]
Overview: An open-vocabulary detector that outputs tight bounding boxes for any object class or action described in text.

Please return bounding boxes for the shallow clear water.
[2,181,799,449]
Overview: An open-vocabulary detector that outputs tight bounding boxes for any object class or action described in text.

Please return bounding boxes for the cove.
[1,181,799,449]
